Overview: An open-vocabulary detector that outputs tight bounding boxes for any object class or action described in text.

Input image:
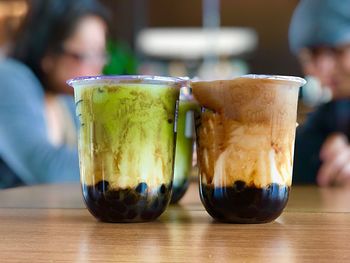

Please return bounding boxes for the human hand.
[317,133,350,187]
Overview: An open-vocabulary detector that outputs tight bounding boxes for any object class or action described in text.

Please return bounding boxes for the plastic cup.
[192,75,306,223]
[68,75,182,222]
[171,86,198,203]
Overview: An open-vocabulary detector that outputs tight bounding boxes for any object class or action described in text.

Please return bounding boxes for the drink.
[68,76,182,223]
[171,87,197,204]
[192,75,305,223]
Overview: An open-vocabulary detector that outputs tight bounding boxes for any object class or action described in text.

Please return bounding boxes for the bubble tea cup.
[68,76,182,223]
[192,75,306,223]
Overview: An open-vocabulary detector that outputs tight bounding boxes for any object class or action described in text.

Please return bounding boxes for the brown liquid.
[82,180,171,223]
[192,77,300,223]
[192,77,299,187]
[200,181,290,223]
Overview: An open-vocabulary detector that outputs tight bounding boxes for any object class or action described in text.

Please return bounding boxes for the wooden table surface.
[1,182,350,262]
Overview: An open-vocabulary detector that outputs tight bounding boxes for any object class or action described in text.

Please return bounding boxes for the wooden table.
[1,182,350,262]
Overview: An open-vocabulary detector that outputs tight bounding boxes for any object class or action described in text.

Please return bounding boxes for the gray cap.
[289,0,350,54]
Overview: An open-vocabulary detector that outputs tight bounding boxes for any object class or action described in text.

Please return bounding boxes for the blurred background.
[0,0,310,124]
[0,0,301,78]
[2,0,349,188]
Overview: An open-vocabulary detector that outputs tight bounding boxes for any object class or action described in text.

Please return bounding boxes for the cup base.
[200,182,290,223]
[82,181,171,223]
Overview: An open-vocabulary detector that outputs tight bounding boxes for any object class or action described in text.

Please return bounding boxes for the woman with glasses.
[0,0,109,188]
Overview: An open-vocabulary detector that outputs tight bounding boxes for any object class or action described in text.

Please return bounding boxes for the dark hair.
[10,0,110,86]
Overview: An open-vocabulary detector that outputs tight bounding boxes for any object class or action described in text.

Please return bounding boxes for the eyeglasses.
[58,47,109,65]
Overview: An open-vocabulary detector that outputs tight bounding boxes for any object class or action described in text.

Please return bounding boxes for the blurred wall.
[0,0,28,56]
[101,0,301,75]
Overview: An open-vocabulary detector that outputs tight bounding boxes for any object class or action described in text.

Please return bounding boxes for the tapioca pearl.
[233,180,246,192]
[105,190,121,201]
[119,188,131,201]
[95,180,110,193]
[160,184,167,195]
[135,182,148,195]
[86,186,102,202]
[234,186,257,206]
[126,209,138,220]
[151,198,159,210]
[135,199,148,211]
[112,200,128,214]
[124,191,139,205]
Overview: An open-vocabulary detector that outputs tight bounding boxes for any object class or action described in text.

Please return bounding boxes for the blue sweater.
[0,59,79,188]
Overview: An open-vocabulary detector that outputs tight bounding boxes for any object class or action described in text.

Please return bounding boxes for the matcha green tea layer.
[75,83,179,190]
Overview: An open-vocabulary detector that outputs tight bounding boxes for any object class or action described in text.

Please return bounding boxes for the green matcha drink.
[68,76,181,223]
[171,88,197,203]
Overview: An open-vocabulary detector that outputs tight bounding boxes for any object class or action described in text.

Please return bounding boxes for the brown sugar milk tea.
[192,75,305,223]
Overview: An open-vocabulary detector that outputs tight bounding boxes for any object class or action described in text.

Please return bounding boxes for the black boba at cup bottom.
[82,180,172,223]
[200,181,290,223]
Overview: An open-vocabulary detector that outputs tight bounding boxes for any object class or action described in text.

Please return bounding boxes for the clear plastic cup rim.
[191,74,307,86]
[242,74,306,86]
[67,75,187,88]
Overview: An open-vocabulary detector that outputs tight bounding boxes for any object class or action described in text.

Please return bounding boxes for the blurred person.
[289,0,350,186]
[0,0,109,188]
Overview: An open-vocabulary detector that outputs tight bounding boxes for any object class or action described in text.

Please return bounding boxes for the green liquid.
[171,100,198,203]
[74,83,179,189]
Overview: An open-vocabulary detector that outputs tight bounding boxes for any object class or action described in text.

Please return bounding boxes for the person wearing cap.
[290,0,350,186]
